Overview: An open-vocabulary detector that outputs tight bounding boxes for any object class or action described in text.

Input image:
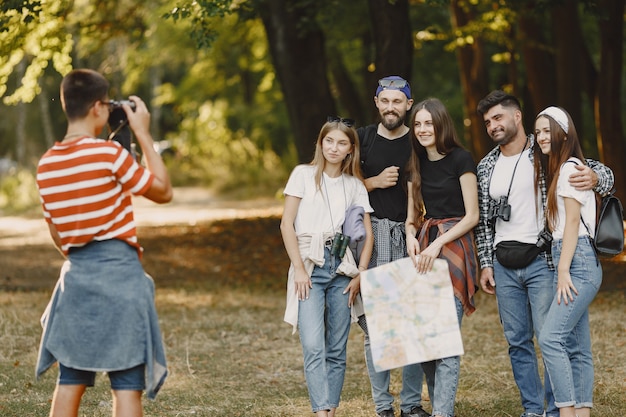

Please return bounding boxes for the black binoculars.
[330,232,351,258]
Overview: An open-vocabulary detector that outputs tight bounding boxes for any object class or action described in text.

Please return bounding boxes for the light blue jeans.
[298,248,352,413]
[493,253,558,417]
[359,316,428,414]
[538,237,601,409]
[420,297,463,417]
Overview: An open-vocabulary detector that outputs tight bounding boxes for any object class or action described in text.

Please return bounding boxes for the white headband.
[538,106,569,134]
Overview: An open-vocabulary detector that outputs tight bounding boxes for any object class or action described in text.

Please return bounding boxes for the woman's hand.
[556,270,578,305]
[294,268,312,301]
[344,275,361,307]
[406,234,421,267]
[416,242,442,274]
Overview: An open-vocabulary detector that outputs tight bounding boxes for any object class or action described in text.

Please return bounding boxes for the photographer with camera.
[280,117,374,417]
[475,91,614,417]
[35,69,172,417]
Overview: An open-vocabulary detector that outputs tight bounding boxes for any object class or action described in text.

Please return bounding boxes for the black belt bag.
[495,241,543,269]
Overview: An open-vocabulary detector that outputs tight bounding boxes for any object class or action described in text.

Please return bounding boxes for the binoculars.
[330,232,351,258]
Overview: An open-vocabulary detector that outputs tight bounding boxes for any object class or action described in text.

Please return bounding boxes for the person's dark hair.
[60,69,109,120]
[406,98,464,228]
[476,90,522,116]
[409,98,463,158]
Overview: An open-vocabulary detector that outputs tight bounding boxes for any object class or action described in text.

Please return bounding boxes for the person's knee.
[50,384,87,417]
[112,389,143,417]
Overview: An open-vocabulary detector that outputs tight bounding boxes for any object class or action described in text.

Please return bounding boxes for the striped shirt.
[36,137,154,256]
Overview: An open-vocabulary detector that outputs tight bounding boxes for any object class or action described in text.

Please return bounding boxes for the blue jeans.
[298,249,352,413]
[538,237,601,409]
[493,253,558,416]
[421,297,463,417]
[360,316,428,414]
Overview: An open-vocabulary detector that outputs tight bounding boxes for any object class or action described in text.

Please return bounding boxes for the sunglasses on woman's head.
[327,116,355,128]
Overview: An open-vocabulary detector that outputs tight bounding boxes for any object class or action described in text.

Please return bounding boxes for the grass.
[0,215,624,416]
[0,288,624,416]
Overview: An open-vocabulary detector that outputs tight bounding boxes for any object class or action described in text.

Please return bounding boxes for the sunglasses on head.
[327,116,355,128]
[378,78,408,89]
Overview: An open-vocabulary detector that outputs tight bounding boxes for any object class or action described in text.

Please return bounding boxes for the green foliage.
[0,0,73,104]
[0,0,623,197]
[164,0,237,48]
[0,0,42,32]
[0,167,40,213]
[166,99,291,198]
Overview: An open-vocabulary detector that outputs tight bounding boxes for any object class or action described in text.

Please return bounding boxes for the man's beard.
[492,125,516,146]
[494,134,513,146]
[380,111,405,131]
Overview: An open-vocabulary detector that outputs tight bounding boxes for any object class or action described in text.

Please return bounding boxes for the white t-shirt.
[283,165,373,235]
[552,158,596,239]
[490,148,543,245]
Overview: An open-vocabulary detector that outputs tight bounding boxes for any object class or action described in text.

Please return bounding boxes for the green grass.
[0,288,624,416]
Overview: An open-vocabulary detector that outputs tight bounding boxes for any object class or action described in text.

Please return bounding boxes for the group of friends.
[32,69,611,417]
[280,75,613,417]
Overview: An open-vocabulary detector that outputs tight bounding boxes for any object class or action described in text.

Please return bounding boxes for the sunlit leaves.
[0,0,73,104]
[164,0,236,48]
[0,0,42,33]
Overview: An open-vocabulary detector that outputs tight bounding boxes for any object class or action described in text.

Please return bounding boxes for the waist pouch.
[495,241,542,269]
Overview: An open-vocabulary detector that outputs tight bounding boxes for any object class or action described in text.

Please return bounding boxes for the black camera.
[488,196,511,223]
[536,229,553,252]
[107,99,136,153]
[330,232,351,258]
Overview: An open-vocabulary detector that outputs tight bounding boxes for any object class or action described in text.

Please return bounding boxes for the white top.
[282,164,372,333]
[490,148,543,245]
[284,165,373,233]
[552,158,596,239]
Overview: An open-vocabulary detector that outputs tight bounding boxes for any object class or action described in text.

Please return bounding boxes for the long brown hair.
[407,98,464,227]
[310,119,362,191]
[535,108,585,231]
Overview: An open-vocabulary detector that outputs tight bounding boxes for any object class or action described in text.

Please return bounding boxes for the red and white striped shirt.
[36,137,154,256]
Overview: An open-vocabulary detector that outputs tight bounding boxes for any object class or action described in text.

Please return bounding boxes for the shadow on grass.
[0,215,624,416]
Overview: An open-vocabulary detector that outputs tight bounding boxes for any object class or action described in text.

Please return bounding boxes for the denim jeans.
[359,316,428,414]
[493,253,558,416]
[538,237,601,409]
[298,248,352,413]
[421,297,463,417]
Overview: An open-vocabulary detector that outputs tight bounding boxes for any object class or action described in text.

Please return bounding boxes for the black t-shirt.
[420,147,476,219]
[358,124,411,222]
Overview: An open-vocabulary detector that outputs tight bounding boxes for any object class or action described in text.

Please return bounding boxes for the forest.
[0,0,625,209]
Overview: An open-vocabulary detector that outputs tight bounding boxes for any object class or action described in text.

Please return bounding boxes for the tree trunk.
[150,66,163,142]
[596,0,626,201]
[449,0,491,160]
[15,59,27,166]
[38,84,55,148]
[365,0,412,122]
[258,0,336,163]
[518,11,556,119]
[328,49,368,126]
[551,0,594,134]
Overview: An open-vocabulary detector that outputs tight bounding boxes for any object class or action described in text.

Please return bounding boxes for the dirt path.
[1,188,623,292]
[0,187,283,247]
[0,188,285,291]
